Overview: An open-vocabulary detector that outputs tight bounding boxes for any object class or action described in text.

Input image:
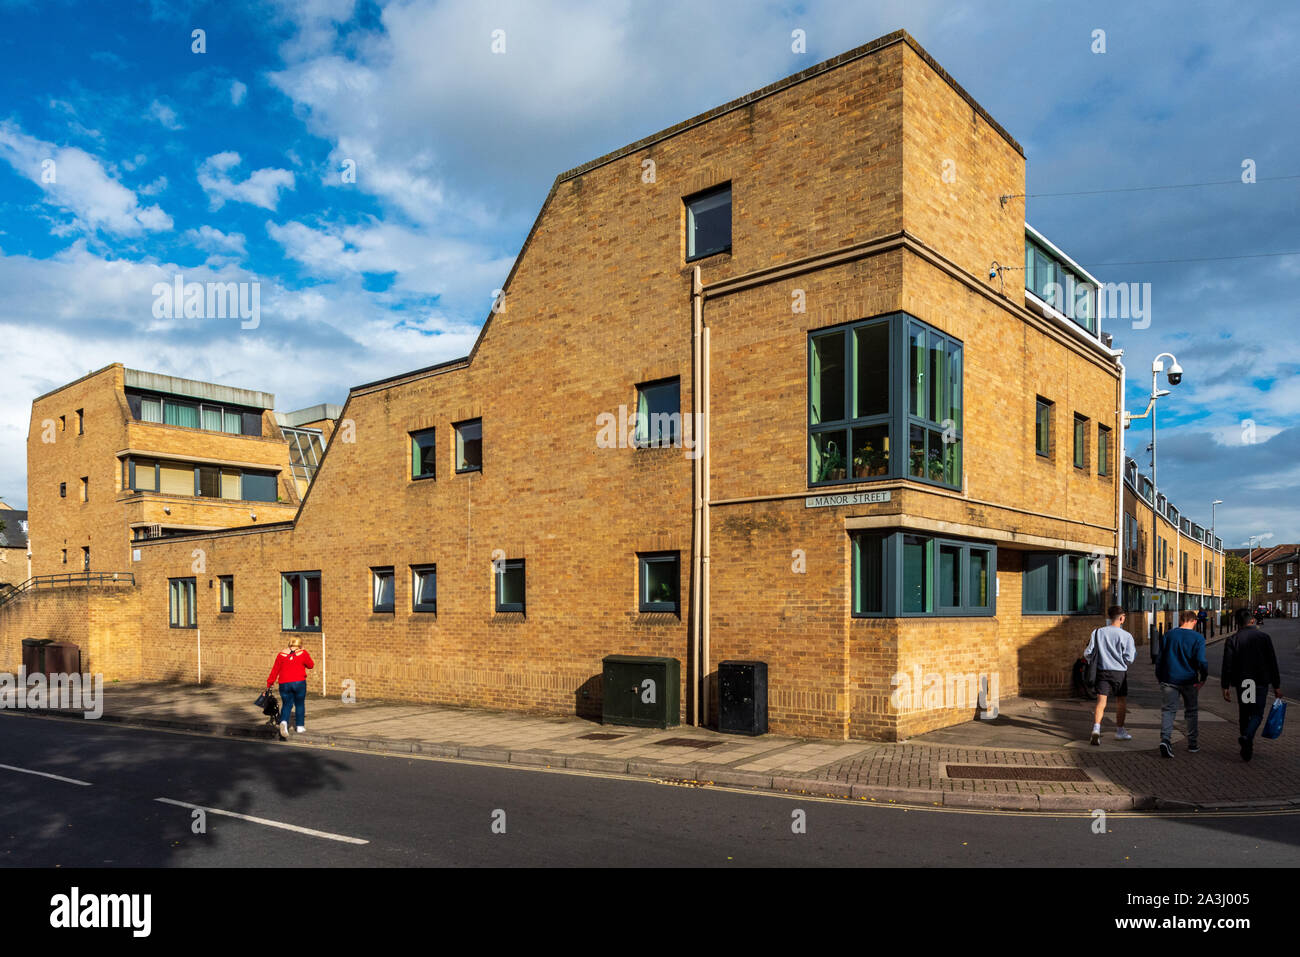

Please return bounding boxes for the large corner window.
[634,378,680,448]
[1023,552,1102,615]
[809,314,960,489]
[168,577,197,628]
[495,558,525,614]
[411,428,436,480]
[685,184,731,261]
[455,419,482,473]
[638,552,680,614]
[281,571,322,631]
[852,531,993,617]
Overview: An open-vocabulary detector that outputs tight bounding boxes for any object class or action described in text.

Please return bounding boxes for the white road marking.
[153,797,369,844]
[0,763,92,786]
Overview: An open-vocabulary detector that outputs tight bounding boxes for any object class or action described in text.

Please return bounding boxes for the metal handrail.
[0,572,136,610]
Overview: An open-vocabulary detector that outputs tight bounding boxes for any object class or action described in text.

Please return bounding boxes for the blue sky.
[1,0,1297,548]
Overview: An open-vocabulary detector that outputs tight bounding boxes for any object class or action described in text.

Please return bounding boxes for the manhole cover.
[656,737,722,749]
[946,765,1091,782]
[578,732,626,741]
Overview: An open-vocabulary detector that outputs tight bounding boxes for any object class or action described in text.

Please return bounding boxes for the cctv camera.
[989,266,998,279]
[1167,361,1183,386]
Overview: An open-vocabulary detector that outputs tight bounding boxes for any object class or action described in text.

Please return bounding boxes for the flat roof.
[124,368,275,410]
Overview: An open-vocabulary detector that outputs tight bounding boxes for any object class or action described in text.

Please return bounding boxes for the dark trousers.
[1236,692,1269,742]
[279,680,307,728]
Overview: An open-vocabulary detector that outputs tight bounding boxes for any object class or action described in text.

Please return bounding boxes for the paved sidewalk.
[19,620,1299,813]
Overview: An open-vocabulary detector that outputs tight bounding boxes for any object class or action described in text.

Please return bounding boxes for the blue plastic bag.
[1262,699,1286,740]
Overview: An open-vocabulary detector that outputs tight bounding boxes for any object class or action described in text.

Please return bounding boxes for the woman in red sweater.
[266,636,314,739]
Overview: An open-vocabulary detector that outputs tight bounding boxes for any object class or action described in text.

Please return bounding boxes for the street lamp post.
[1124,353,1183,644]
[1211,499,1223,627]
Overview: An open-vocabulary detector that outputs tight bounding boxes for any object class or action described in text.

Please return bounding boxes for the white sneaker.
[279,721,289,740]
[1115,728,1133,741]
[296,726,306,733]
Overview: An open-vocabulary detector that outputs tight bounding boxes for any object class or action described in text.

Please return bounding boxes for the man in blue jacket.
[1156,609,1208,758]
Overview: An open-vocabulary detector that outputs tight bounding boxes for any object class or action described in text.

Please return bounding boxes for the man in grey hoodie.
[1084,605,1137,746]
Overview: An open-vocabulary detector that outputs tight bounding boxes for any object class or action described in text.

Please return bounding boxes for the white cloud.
[230,79,248,106]
[139,175,168,196]
[148,99,183,130]
[0,121,172,236]
[198,151,295,210]
[184,225,248,258]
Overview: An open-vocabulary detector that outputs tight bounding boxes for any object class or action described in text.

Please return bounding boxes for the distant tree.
[1224,554,1262,607]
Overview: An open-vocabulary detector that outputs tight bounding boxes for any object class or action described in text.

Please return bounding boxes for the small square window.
[411,428,436,480]
[495,558,525,613]
[634,379,680,448]
[219,576,234,613]
[372,567,395,613]
[685,185,731,261]
[412,565,437,613]
[455,419,482,473]
[639,552,680,613]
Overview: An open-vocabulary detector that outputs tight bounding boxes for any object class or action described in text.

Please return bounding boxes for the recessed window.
[634,379,680,448]
[412,565,437,613]
[76,409,84,435]
[58,415,66,432]
[372,567,395,613]
[1097,425,1111,476]
[169,577,197,628]
[639,552,680,613]
[79,476,88,502]
[59,482,66,498]
[495,558,525,613]
[411,428,436,480]
[81,547,90,571]
[1073,414,1088,469]
[685,184,731,261]
[219,576,234,613]
[455,419,482,473]
[1035,398,1053,457]
[1024,552,1101,615]
[853,531,993,617]
[61,549,67,564]
[281,571,322,631]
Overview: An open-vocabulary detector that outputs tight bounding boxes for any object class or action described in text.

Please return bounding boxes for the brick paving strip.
[15,628,1299,814]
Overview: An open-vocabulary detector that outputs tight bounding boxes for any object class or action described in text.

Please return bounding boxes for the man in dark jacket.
[1156,609,1209,758]
[1221,613,1284,761]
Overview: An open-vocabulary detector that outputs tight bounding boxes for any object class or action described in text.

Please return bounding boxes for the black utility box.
[718,660,768,735]
[601,655,680,729]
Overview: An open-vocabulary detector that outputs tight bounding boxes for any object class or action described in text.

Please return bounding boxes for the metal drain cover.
[945,765,1091,782]
[578,732,626,741]
[655,737,722,749]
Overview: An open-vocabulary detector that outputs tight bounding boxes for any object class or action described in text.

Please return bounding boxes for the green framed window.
[809,313,960,489]
[638,552,680,613]
[852,531,994,617]
[495,558,525,613]
[411,428,436,480]
[634,378,680,448]
[1023,552,1102,615]
[412,565,437,613]
[1073,414,1087,469]
[1035,397,1052,457]
[1097,425,1111,476]
[168,577,197,628]
[282,571,322,631]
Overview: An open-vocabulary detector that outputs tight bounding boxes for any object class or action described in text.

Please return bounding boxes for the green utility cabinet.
[601,655,680,728]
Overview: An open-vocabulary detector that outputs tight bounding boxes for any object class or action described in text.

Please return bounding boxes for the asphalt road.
[1,714,1296,868]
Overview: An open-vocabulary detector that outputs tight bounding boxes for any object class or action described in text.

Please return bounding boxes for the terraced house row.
[0,31,1224,740]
